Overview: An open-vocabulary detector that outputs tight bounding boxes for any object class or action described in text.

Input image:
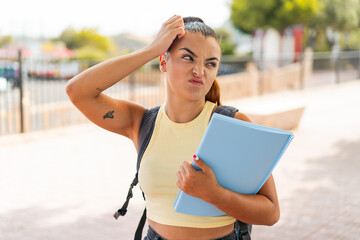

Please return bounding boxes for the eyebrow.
[179,47,219,62]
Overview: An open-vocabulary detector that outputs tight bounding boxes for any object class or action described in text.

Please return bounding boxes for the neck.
[165,97,206,123]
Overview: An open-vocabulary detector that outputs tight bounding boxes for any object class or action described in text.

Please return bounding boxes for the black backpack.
[113,105,252,240]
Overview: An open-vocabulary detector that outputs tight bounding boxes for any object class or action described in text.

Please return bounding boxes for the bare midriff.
[148,219,234,240]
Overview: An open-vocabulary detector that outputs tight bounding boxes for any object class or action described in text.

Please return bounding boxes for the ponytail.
[205,79,222,106]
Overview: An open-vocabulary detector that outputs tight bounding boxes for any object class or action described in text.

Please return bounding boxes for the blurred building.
[0,38,80,82]
[253,26,304,69]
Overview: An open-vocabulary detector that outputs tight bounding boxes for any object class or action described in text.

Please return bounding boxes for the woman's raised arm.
[65,15,185,146]
[65,47,157,145]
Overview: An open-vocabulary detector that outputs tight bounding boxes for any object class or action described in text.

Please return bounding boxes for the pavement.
[1,81,360,240]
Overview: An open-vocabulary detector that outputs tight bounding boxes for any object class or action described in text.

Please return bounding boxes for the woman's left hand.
[176,156,221,203]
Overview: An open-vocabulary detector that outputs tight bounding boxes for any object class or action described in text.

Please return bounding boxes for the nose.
[192,62,204,78]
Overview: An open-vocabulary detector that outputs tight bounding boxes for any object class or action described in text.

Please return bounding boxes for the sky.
[0,0,232,39]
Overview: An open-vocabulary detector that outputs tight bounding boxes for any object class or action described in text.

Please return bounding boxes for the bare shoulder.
[233,111,252,123]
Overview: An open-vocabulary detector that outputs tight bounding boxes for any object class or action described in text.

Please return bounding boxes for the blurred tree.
[230,0,323,33]
[339,30,360,50]
[309,0,360,50]
[75,45,109,60]
[214,28,236,55]
[56,28,78,49]
[55,28,117,58]
[231,0,360,51]
[0,36,13,47]
[312,0,359,32]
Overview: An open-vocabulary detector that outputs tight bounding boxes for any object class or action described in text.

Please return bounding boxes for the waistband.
[145,225,238,240]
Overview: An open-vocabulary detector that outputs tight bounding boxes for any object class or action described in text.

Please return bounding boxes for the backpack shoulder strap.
[214,105,238,117]
[137,106,161,171]
[113,106,160,220]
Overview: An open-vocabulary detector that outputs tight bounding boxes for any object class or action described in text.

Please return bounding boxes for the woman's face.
[161,32,221,102]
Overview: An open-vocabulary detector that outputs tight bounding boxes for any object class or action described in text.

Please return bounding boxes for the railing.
[0,49,359,136]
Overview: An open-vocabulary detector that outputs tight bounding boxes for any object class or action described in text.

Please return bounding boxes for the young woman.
[66,15,280,240]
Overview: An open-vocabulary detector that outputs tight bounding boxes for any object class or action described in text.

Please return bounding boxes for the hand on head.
[148,14,185,57]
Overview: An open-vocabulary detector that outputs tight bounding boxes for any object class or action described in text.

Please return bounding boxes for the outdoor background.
[1,0,360,239]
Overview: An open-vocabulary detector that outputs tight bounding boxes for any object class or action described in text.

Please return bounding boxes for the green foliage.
[55,27,118,60]
[313,30,332,51]
[312,0,360,31]
[231,0,323,33]
[0,35,13,47]
[56,28,77,49]
[306,0,360,51]
[221,41,236,55]
[231,0,279,33]
[339,29,360,50]
[75,45,109,60]
[276,0,323,27]
[214,28,236,55]
[230,0,360,51]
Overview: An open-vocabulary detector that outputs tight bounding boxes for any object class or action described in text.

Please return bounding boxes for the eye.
[182,55,193,61]
[207,62,217,68]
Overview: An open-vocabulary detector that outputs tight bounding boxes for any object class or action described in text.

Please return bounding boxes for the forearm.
[209,186,280,226]
[66,46,158,101]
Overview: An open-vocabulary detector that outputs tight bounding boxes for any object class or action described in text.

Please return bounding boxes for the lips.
[189,77,203,85]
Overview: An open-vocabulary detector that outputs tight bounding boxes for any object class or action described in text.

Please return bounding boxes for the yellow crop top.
[138,101,236,228]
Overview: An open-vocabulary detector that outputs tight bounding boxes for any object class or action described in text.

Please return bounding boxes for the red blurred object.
[293,25,304,62]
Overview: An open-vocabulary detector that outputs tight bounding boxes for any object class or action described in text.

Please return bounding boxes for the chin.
[186,96,206,103]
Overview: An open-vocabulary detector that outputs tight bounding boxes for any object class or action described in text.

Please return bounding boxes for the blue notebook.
[173,113,294,217]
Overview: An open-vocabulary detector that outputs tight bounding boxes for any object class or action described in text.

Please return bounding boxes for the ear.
[159,54,167,72]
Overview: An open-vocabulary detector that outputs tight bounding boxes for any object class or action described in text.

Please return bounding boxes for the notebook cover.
[173,113,294,217]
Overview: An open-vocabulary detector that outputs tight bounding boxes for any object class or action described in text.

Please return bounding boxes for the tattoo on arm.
[103,110,115,120]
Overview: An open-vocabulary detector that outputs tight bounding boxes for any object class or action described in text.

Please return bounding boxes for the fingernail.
[193,154,199,161]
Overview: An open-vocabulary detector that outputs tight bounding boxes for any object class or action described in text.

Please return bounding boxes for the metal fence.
[0,50,359,136]
[220,50,360,88]
[309,51,360,87]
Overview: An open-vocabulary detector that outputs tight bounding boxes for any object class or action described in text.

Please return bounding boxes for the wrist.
[142,45,161,61]
[206,184,226,206]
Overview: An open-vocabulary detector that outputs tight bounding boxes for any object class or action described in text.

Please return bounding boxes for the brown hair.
[205,78,222,106]
[168,17,222,105]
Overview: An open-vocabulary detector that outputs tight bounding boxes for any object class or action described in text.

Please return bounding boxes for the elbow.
[65,79,77,103]
[65,81,72,97]
[266,208,280,226]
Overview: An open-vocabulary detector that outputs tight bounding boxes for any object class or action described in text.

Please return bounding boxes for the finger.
[167,26,185,41]
[183,160,198,173]
[166,14,182,25]
[172,17,184,26]
[169,25,184,35]
[179,163,188,177]
[176,169,184,182]
[172,19,184,33]
[168,18,184,32]
[162,19,184,41]
[176,179,183,190]
[166,17,183,30]
[164,14,178,23]
[193,156,211,173]
[176,26,186,39]
[179,164,186,177]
